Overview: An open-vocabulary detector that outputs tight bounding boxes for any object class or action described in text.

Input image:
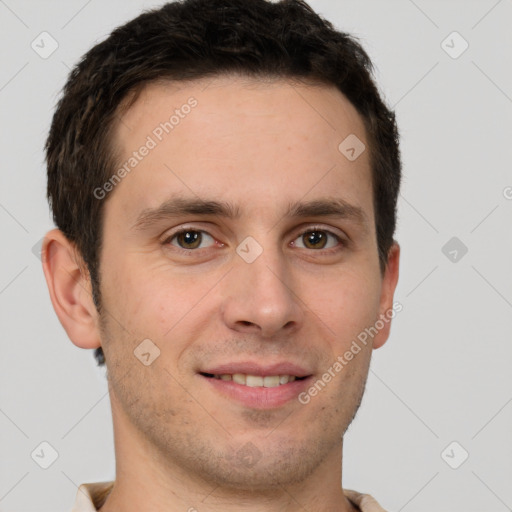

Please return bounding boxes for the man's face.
[96,76,398,489]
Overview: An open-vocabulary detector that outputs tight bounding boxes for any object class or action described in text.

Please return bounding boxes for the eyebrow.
[131,196,369,232]
[132,197,241,232]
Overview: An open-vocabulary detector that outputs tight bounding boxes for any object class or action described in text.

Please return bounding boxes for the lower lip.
[201,375,312,409]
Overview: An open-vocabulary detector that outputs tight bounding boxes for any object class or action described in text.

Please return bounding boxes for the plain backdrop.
[1,1,511,511]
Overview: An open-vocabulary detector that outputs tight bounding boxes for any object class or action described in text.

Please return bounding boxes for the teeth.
[263,376,280,387]
[232,373,246,385]
[246,375,263,387]
[214,374,299,388]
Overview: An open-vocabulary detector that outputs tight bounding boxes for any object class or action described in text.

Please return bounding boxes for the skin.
[43,76,399,512]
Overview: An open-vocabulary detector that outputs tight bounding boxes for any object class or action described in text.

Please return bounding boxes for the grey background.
[1,0,511,510]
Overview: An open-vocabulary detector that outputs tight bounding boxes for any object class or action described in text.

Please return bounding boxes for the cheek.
[308,266,382,341]
[101,256,214,341]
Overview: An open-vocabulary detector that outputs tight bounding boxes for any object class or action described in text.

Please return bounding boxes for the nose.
[221,246,302,338]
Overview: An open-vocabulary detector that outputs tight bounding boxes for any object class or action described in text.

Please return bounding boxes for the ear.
[41,228,101,350]
[372,242,400,350]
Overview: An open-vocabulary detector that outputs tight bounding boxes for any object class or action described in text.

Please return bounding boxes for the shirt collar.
[71,482,113,512]
[71,482,387,511]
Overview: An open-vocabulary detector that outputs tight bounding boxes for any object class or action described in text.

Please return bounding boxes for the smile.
[199,371,312,409]
[201,373,306,387]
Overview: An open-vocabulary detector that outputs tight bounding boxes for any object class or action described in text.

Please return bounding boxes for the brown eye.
[169,230,215,250]
[303,231,327,249]
[293,229,341,250]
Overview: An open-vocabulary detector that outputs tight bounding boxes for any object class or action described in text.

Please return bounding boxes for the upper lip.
[200,361,311,378]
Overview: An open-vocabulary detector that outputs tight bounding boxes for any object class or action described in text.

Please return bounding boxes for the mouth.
[198,363,313,409]
[200,372,307,387]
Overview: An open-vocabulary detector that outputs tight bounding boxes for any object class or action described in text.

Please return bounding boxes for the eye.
[167,229,216,250]
[292,229,342,250]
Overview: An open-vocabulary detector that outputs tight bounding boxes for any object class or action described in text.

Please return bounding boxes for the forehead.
[116,76,367,148]
[108,75,373,227]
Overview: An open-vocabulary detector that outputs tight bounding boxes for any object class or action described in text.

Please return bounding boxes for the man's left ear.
[372,242,400,350]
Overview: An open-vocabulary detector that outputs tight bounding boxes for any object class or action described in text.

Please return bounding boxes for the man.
[42,0,401,510]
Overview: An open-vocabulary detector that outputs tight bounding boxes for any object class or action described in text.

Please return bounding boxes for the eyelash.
[162,225,346,254]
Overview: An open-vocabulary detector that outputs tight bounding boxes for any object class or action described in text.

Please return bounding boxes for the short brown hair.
[46,0,401,366]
